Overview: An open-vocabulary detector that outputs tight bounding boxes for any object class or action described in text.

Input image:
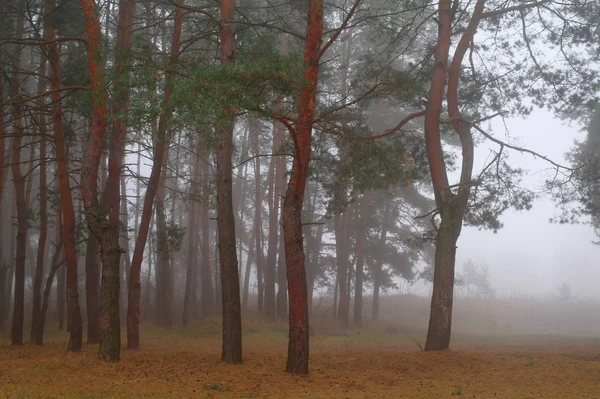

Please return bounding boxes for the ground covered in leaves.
[1,319,600,398]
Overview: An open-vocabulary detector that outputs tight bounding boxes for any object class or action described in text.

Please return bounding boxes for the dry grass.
[2,317,600,399]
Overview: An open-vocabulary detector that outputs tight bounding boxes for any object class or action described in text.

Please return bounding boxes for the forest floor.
[1,318,600,399]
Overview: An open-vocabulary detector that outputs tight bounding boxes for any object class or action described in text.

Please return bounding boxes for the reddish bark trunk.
[424,0,483,351]
[127,0,183,348]
[281,0,323,375]
[10,0,27,346]
[79,0,118,360]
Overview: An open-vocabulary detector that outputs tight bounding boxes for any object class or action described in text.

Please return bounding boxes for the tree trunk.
[282,0,323,375]
[353,194,368,327]
[9,0,27,345]
[85,233,100,342]
[334,211,350,328]
[36,207,64,345]
[242,223,255,310]
[200,152,214,319]
[423,0,481,351]
[263,123,280,318]
[216,0,242,364]
[31,41,49,343]
[57,256,65,329]
[276,148,288,320]
[251,120,264,312]
[155,191,171,327]
[182,140,200,326]
[79,0,119,361]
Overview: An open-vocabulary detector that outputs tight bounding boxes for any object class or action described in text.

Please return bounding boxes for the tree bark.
[424,0,482,351]
[216,0,242,364]
[79,0,119,361]
[282,0,323,375]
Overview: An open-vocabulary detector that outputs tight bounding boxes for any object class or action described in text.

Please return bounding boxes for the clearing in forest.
[1,319,600,399]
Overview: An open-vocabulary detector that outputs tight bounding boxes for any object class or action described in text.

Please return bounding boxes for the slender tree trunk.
[217,0,242,364]
[282,0,323,375]
[200,152,214,318]
[120,175,131,324]
[353,194,368,327]
[334,211,350,327]
[85,233,100,342]
[31,43,49,343]
[155,189,171,326]
[372,204,389,321]
[242,224,255,310]
[263,123,280,318]
[128,0,182,348]
[276,148,287,320]
[10,0,28,345]
[36,206,64,344]
[250,120,265,312]
[57,255,65,329]
[182,139,201,326]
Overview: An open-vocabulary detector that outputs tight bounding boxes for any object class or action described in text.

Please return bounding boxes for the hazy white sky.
[453,109,600,299]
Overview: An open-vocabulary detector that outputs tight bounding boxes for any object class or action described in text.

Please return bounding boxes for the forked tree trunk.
[282,0,323,375]
[217,0,242,364]
[424,0,481,351]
